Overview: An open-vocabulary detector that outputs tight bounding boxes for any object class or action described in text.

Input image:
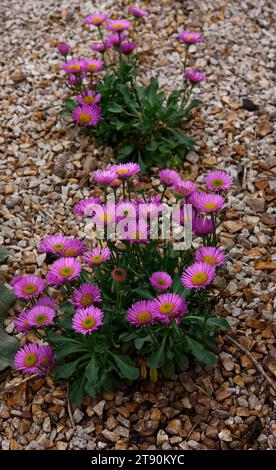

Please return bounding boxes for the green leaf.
[64,98,77,112]
[0,282,16,325]
[56,358,81,379]
[55,342,86,361]
[133,287,154,300]
[59,301,75,315]
[107,103,124,113]
[148,334,167,369]
[135,335,151,350]
[85,356,99,385]
[206,317,230,330]
[112,353,139,380]
[47,331,82,345]
[70,374,86,406]
[0,247,9,264]
[118,144,135,159]
[161,359,175,377]
[186,336,216,366]
[175,351,189,371]
[0,329,19,372]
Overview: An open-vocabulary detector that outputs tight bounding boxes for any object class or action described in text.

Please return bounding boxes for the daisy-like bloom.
[116,201,136,220]
[172,207,195,226]
[106,19,131,32]
[173,180,197,197]
[105,32,128,47]
[11,275,24,286]
[72,104,101,127]
[14,344,43,375]
[188,190,206,207]
[127,300,155,327]
[193,217,214,236]
[178,31,202,44]
[111,163,140,179]
[63,58,86,74]
[37,296,56,309]
[83,247,110,266]
[14,310,31,333]
[91,169,118,185]
[194,193,224,214]
[85,12,109,26]
[153,293,187,324]
[125,220,148,244]
[129,6,149,18]
[120,41,137,54]
[57,42,70,55]
[84,58,104,73]
[12,275,44,299]
[72,306,103,334]
[93,204,116,227]
[71,283,102,307]
[159,169,181,186]
[63,239,84,257]
[73,197,101,217]
[150,272,173,291]
[39,345,55,371]
[66,74,83,86]
[195,246,225,267]
[110,177,122,188]
[27,305,55,328]
[205,170,233,192]
[46,257,81,285]
[138,202,160,219]
[181,262,216,290]
[90,42,108,53]
[76,90,101,106]
[112,267,127,282]
[185,70,205,83]
[38,234,68,255]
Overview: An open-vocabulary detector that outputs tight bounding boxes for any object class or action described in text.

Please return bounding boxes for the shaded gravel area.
[0,0,275,450]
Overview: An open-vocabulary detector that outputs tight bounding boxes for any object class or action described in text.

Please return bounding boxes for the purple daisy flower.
[93,205,116,227]
[172,207,195,226]
[76,90,101,106]
[38,234,68,255]
[14,310,31,333]
[120,41,137,54]
[125,220,149,244]
[173,180,197,197]
[14,344,43,375]
[84,58,104,73]
[57,42,70,55]
[46,257,81,285]
[159,169,181,186]
[185,70,205,83]
[195,247,225,267]
[90,42,108,53]
[105,33,128,47]
[91,169,118,185]
[129,6,148,18]
[127,300,155,327]
[205,170,233,192]
[71,283,102,307]
[106,19,132,32]
[193,193,225,214]
[72,104,101,126]
[82,247,111,266]
[181,262,216,290]
[37,296,56,309]
[178,31,202,44]
[138,202,160,219]
[73,197,101,217]
[72,306,104,334]
[111,163,140,178]
[27,305,55,327]
[150,272,173,291]
[193,217,214,236]
[85,12,109,26]
[153,293,187,324]
[39,345,55,371]
[63,58,86,74]
[63,239,84,257]
[12,275,44,299]
[116,202,137,220]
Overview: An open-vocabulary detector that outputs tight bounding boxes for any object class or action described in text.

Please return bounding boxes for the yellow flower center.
[81,294,93,306]
[160,302,174,315]
[202,255,216,265]
[203,202,217,211]
[136,311,151,323]
[84,96,95,104]
[212,179,224,187]
[87,64,97,71]
[91,255,103,264]
[112,178,121,185]
[82,317,96,329]
[23,284,37,295]
[113,24,125,29]
[117,169,128,175]
[186,35,194,41]
[79,113,91,124]
[40,356,50,367]
[157,279,166,286]
[34,315,47,324]
[63,248,77,257]
[92,17,102,23]
[24,353,38,367]
[192,272,208,286]
[59,267,74,277]
[53,243,65,251]
[68,65,81,72]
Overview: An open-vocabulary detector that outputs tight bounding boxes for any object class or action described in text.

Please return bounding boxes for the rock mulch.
[0,0,275,450]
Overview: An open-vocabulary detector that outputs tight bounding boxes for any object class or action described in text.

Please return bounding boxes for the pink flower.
[72,104,101,126]
[195,247,225,267]
[72,283,102,307]
[76,90,101,106]
[84,58,104,73]
[173,180,197,197]
[193,193,225,214]
[62,239,84,257]
[185,70,205,83]
[159,169,181,186]
[72,306,104,334]
[120,42,137,54]
[14,344,43,375]
[37,296,56,309]
[38,234,67,255]
[63,59,86,74]
[205,171,233,191]
[127,300,155,327]
[153,293,187,324]
[39,345,55,371]
[116,202,137,220]
[181,262,216,290]
[83,247,110,266]
[14,310,31,333]
[85,12,109,26]
[73,197,101,217]
[193,217,214,236]
[125,220,149,244]
[27,305,55,327]
[105,33,128,47]
[111,163,140,178]
[93,204,116,227]
[46,257,81,285]
[106,19,132,32]
[90,42,108,53]
[91,169,118,185]
[112,267,127,282]
[129,6,148,18]
[150,272,173,291]
[12,275,44,299]
[57,42,70,55]
[178,31,202,44]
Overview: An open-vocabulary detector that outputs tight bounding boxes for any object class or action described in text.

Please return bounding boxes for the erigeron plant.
[58,7,205,172]
[11,166,233,404]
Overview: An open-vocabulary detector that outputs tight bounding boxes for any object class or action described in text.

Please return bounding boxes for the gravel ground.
[0,0,275,451]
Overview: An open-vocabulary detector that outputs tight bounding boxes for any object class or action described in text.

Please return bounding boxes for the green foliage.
[0,276,18,371]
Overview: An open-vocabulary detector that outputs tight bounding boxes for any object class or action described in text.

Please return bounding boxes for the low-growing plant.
[58,7,205,171]
[10,165,233,404]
